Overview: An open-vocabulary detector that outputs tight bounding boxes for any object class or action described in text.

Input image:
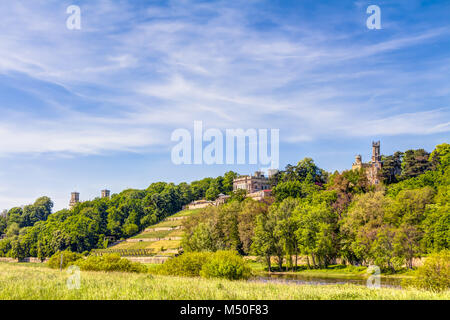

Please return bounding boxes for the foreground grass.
[0,263,448,300]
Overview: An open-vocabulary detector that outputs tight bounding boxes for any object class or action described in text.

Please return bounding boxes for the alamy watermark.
[64,4,381,32]
[366,265,381,289]
[366,5,381,30]
[67,265,81,290]
[66,5,81,30]
[171,121,279,170]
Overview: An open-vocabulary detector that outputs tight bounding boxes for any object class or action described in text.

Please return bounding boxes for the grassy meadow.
[0,262,448,300]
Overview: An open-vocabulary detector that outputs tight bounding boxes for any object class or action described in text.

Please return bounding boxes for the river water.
[252,273,402,289]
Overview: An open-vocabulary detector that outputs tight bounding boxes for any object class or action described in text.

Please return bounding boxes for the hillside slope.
[108,208,202,256]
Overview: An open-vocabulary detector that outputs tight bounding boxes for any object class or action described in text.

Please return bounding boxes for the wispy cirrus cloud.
[0,0,448,157]
[344,109,450,137]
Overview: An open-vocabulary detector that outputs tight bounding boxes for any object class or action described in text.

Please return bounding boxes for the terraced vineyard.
[107,208,202,256]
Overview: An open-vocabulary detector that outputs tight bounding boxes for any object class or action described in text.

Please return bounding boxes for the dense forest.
[181,143,449,271]
[0,143,448,272]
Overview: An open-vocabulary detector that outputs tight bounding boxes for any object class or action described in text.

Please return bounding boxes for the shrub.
[73,254,147,273]
[156,251,252,280]
[157,252,212,277]
[47,250,84,269]
[404,250,450,292]
[200,251,252,280]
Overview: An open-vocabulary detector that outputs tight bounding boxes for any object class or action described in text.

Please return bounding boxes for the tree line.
[0,142,448,271]
[182,143,449,272]
[0,172,237,260]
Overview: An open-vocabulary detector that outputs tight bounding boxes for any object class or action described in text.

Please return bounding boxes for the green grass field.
[151,220,183,228]
[132,229,173,239]
[167,228,184,237]
[0,263,448,300]
[171,208,203,217]
[133,228,185,239]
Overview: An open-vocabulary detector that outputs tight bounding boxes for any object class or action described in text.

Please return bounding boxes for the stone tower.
[352,155,362,169]
[69,192,80,209]
[351,141,383,185]
[352,154,369,171]
[368,141,382,185]
[372,141,381,163]
[101,189,111,199]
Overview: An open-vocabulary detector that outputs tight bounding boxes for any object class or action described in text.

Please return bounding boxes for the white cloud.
[0,0,448,159]
[0,117,164,156]
[344,109,450,136]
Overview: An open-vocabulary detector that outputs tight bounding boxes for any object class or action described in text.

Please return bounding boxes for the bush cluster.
[48,251,147,273]
[157,252,211,277]
[74,254,147,273]
[404,250,450,292]
[200,251,252,280]
[157,251,252,280]
[47,250,84,269]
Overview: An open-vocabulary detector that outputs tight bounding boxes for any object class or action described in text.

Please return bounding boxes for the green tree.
[222,171,238,194]
[205,185,220,201]
[421,185,450,252]
[217,201,241,252]
[6,223,20,237]
[282,158,326,184]
[0,238,12,257]
[6,207,23,227]
[183,222,216,252]
[274,198,300,271]
[341,192,392,265]
[123,223,139,237]
[405,250,450,292]
[229,189,247,202]
[273,181,304,202]
[251,211,276,271]
[394,224,421,269]
[0,215,7,235]
[294,200,338,268]
[370,226,400,272]
[381,151,403,184]
[238,200,268,255]
[429,143,450,169]
[401,149,433,180]
[10,239,26,261]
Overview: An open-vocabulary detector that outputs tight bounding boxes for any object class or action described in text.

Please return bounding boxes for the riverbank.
[248,261,415,280]
[0,262,447,300]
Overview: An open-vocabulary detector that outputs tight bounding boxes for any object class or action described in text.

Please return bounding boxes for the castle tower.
[69,192,80,209]
[351,141,383,185]
[101,189,111,199]
[369,141,382,185]
[372,141,381,163]
[352,155,363,170]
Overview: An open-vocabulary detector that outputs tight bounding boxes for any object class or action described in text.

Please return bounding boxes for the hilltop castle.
[352,141,383,185]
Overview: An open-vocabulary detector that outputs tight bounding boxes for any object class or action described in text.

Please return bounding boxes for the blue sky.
[0,0,449,211]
